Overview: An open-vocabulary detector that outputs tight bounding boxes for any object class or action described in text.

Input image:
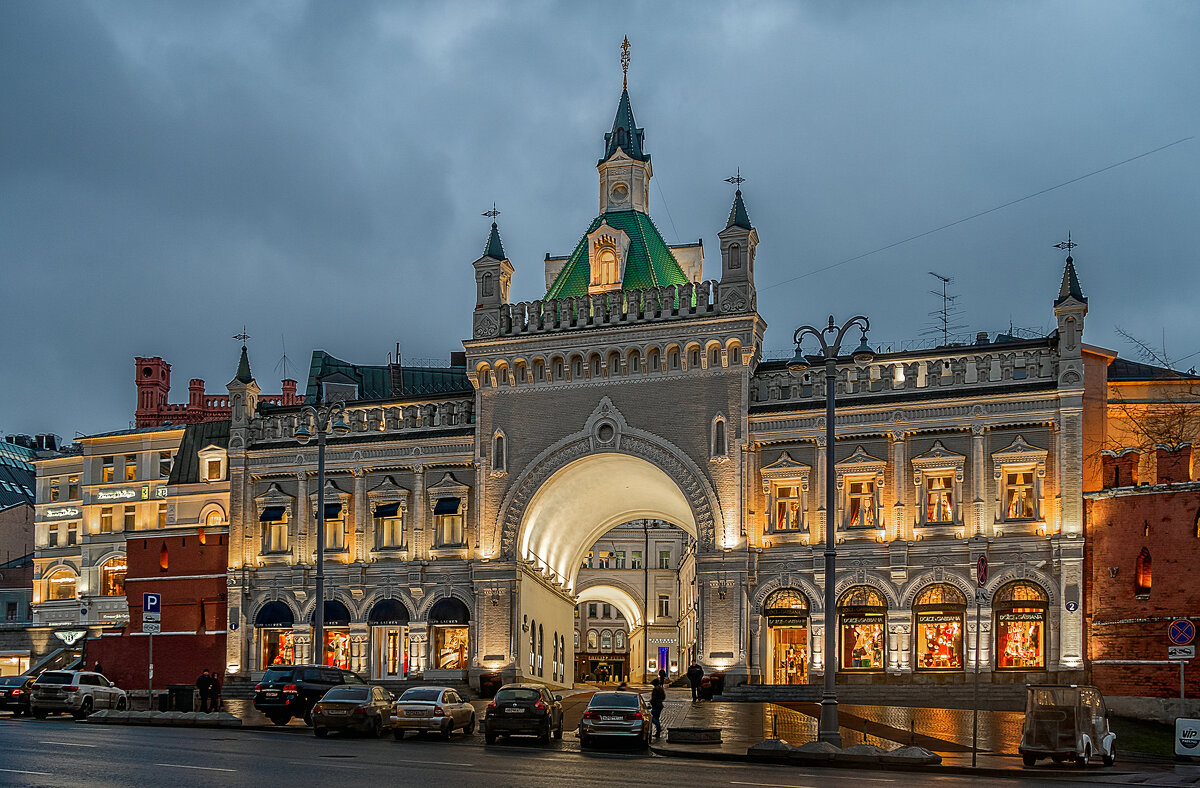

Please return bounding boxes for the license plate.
[264,691,279,698]
[505,707,525,714]
[326,709,348,716]
[406,709,430,717]
[600,715,622,721]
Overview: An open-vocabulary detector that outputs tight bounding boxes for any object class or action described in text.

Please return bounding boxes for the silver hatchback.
[391,686,475,738]
[578,691,651,748]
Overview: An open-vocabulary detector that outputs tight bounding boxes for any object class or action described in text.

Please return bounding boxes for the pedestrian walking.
[195,668,218,713]
[649,678,666,739]
[686,660,704,702]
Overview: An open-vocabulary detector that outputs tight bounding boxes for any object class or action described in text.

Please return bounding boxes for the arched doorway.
[764,588,809,685]
[994,581,1048,670]
[838,586,887,672]
[913,583,966,672]
[310,600,351,669]
[575,583,645,683]
[368,598,410,679]
[428,597,470,672]
[255,601,294,668]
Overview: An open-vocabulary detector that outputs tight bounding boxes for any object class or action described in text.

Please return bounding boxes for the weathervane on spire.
[724,168,746,189]
[621,36,630,90]
[233,327,250,345]
[1054,232,1078,260]
[482,203,500,223]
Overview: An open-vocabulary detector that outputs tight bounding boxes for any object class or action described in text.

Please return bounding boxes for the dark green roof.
[544,210,690,299]
[304,351,471,403]
[484,222,506,260]
[1055,258,1086,305]
[726,190,753,230]
[235,345,253,384]
[601,89,647,164]
[169,420,230,485]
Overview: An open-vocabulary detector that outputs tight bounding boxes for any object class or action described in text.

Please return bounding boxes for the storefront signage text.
[44,507,81,519]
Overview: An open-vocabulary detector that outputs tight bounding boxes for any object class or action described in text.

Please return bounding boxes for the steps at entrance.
[721,681,1026,711]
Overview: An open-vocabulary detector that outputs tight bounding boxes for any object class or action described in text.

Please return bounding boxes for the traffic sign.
[1169,619,1196,646]
[1169,645,1195,661]
[143,593,160,614]
[142,621,161,634]
[976,555,988,587]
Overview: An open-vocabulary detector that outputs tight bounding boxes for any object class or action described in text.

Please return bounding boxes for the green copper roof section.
[483,222,506,260]
[1055,257,1086,305]
[544,210,690,299]
[235,345,253,384]
[726,189,753,230]
[601,89,648,164]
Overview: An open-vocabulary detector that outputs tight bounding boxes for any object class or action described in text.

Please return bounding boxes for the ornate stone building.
[223,75,1090,691]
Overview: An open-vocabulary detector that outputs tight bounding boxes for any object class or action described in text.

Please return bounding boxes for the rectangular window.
[206,459,222,482]
[265,511,289,553]
[657,595,670,618]
[50,479,60,502]
[376,510,404,549]
[4,602,16,622]
[433,498,463,547]
[68,476,79,499]
[100,507,113,533]
[123,505,136,531]
[848,480,877,526]
[157,503,167,529]
[614,551,626,569]
[598,550,611,570]
[774,486,801,530]
[67,522,78,546]
[48,524,59,548]
[588,603,597,618]
[631,551,643,570]
[325,514,346,551]
[102,457,114,484]
[125,455,137,482]
[659,550,671,569]
[925,475,954,523]
[1005,471,1035,519]
[159,451,173,478]
[602,604,611,619]
[583,550,594,569]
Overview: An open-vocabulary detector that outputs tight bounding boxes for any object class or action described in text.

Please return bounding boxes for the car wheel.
[1102,746,1115,767]
[1022,753,1037,767]
[116,697,128,711]
[73,697,93,720]
[371,717,383,738]
[553,722,562,740]
[1075,745,1090,768]
[464,714,476,735]
[485,731,498,745]
[33,708,48,720]
[393,729,407,741]
[537,724,551,744]
[303,708,314,726]
[269,714,291,726]
[314,727,328,738]
[579,733,591,748]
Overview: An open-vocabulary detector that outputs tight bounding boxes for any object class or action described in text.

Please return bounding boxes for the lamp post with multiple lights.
[788,314,873,747]
[294,395,350,664]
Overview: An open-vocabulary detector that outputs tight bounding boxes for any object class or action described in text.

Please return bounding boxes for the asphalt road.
[0,714,1107,788]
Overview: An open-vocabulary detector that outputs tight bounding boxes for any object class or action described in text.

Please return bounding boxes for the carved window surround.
[308,478,352,555]
[835,446,887,538]
[254,483,295,563]
[760,452,811,537]
[991,435,1048,535]
[911,440,966,538]
[366,475,411,556]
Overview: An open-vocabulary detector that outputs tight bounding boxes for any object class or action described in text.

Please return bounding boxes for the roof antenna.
[923,272,966,346]
[275,335,291,381]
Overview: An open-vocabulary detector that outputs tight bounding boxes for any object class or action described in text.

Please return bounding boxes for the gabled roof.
[169,420,231,485]
[544,210,690,299]
[601,89,648,164]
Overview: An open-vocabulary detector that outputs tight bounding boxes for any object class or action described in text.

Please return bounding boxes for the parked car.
[0,675,35,716]
[484,683,563,744]
[312,684,394,738]
[391,686,475,739]
[30,670,128,719]
[253,664,366,726]
[1019,684,1116,767]
[578,690,651,748]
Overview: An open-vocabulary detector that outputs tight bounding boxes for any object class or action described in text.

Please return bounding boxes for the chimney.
[189,379,206,408]
[1101,448,1139,489]
[281,379,298,405]
[1154,443,1192,484]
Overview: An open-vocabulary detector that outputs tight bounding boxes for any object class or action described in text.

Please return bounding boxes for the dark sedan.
[578,691,651,748]
[311,685,394,738]
[484,683,563,744]
[0,675,35,716]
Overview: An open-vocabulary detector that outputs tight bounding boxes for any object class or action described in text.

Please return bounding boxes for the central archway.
[519,452,697,590]
[576,582,644,629]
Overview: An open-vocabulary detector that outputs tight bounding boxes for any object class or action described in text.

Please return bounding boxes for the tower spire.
[1054,233,1086,305]
[621,36,630,90]
[724,170,753,230]
[482,204,506,260]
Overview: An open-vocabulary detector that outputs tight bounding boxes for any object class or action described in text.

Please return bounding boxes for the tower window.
[1135,548,1151,598]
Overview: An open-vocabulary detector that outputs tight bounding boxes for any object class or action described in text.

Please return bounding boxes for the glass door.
[372,626,408,679]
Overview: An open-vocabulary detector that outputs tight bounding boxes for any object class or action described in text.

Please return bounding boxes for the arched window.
[668,348,681,370]
[994,581,1048,670]
[589,355,602,377]
[482,272,494,297]
[100,557,127,596]
[711,416,727,458]
[729,243,741,269]
[492,433,506,473]
[729,345,742,365]
[598,249,618,285]
[572,357,583,378]
[552,358,564,380]
[600,630,613,650]
[552,631,559,681]
[533,359,545,382]
[587,630,598,650]
[609,353,621,375]
[205,509,224,527]
[628,350,641,373]
[45,568,77,601]
[538,624,544,676]
[615,630,625,650]
[1136,548,1152,597]
[688,347,701,368]
[647,348,660,371]
[709,346,721,367]
[574,631,580,649]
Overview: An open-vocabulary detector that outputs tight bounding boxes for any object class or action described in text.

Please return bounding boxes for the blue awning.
[259,506,286,522]
[374,501,401,518]
[433,497,461,516]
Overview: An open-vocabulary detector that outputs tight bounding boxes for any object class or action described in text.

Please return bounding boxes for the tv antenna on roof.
[923,271,967,346]
[274,335,292,381]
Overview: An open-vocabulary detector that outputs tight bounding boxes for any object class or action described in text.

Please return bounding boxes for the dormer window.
[197,445,228,484]
[587,224,630,294]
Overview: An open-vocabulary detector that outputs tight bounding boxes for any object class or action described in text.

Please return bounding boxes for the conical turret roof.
[483,222,506,260]
[726,189,753,231]
[235,345,253,384]
[601,89,648,164]
[1055,257,1086,306]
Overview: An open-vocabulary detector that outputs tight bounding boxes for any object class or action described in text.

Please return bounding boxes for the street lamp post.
[294,395,350,666]
[788,314,873,747]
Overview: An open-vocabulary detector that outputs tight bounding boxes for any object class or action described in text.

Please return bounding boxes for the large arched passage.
[576,583,643,628]
[574,583,646,684]
[518,452,697,590]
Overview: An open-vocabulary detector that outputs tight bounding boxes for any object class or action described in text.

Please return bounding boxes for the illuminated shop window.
[838,586,887,671]
[914,584,966,671]
[46,569,77,601]
[587,630,598,650]
[764,588,810,686]
[994,582,1047,670]
[100,557,127,597]
[205,509,223,527]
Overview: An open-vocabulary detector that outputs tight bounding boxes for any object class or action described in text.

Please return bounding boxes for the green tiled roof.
[544,210,690,299]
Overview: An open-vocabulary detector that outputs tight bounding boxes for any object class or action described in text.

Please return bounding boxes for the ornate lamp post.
[294,396,350,665]
[788,314,873,747]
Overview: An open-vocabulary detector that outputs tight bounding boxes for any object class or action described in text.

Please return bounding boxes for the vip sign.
[1178,719,1200,758]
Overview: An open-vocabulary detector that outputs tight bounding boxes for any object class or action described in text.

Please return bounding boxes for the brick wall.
[1085,484,1200,698]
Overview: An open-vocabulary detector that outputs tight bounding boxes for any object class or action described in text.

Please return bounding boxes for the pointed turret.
[718,186,759,312]
[483,221,506,261]
[472,219,514,337]
[601,89,648,164]
[227,344,260,429]
[234,344,253,384]
[1055,256,1086,306]
[726,189,753,231]
[1053,245,1087,388]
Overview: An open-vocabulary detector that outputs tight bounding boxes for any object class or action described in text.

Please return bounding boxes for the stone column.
[295,471,309,563]
[412,466,426,559]
[294,625,312,665]
[352,468,366,562]
[814,435,827,543]
[350,626,369,675]
[890,432,907,541]
[972,426,987,537]
[811,624,824,675]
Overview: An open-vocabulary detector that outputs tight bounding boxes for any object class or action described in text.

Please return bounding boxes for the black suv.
[253,664,365,725]
[484,683,563,744]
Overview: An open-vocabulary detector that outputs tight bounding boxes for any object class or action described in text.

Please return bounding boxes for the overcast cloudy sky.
[2,1,1197,440]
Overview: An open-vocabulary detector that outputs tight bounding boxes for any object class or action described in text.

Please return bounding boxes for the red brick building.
[135,356,302,427]
[1085,443,1200,717]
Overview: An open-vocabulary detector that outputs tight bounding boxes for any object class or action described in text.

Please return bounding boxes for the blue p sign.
[143,593,160,614]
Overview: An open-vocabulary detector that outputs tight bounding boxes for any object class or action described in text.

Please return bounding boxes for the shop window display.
[994,581,1047,670]
[262,630,295,667]
[838,586,886,671]
[323,630,351,669]
[764,588,809,684]
[914,583,966,671]
[433,627,468,669]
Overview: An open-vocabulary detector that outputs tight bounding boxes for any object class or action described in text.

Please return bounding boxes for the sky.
[2,1,1198,440]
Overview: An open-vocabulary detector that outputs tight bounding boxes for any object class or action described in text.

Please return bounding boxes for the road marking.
[0,768,52,776]
[155,764,236,773]
[731,779,896,787]
[39,740,97,747]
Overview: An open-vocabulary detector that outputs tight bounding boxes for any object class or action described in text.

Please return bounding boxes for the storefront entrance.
[764,588,809,685]
[311,600,352,669]
[428,597,470,671]
[368,598,411,679]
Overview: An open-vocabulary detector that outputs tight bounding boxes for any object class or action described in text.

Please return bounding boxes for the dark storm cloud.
[2,1,1198,439]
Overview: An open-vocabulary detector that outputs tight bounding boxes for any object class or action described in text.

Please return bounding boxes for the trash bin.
[166,684,195,712]
[478,672,502,698]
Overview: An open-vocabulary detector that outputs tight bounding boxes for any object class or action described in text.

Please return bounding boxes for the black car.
[0,675,35,716]
[253,664,365,725]
[484,683,563,744]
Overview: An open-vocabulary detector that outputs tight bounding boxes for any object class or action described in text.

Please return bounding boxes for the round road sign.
[1169,619,1195,646]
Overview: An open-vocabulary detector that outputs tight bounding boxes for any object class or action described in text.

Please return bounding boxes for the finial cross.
[1054,232,1078,257]
[482,203,500,221]
[621,37,630,90]
[233,327,250,344]
[724,168,746,188]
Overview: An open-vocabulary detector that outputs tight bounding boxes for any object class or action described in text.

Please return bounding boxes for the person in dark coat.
[649,678,666,738]
[195,669,218,713]
[686,660,704,701]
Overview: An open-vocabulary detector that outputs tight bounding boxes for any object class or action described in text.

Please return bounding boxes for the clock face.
[610,182,629,205]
